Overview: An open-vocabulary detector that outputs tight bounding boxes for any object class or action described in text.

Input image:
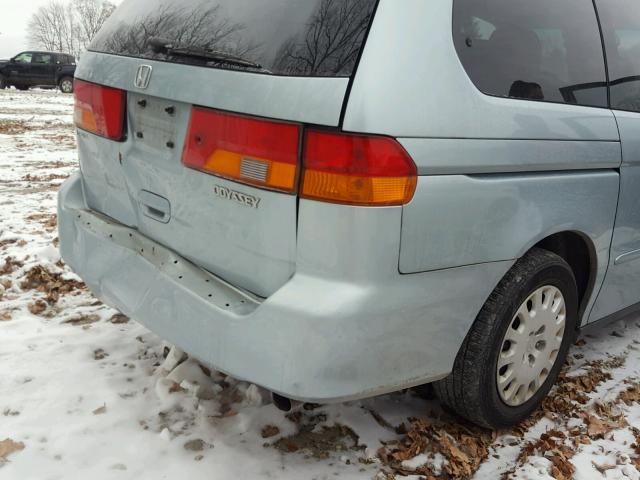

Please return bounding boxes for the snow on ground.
[0,88,639,480]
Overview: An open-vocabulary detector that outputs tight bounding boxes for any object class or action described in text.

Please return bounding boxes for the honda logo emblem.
[134,65,153,89]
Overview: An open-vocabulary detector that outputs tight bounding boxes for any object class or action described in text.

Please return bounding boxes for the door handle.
[138,190,171,224]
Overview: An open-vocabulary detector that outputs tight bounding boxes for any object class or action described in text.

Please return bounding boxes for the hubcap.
[497,285,566,407]
[61,80,72,93]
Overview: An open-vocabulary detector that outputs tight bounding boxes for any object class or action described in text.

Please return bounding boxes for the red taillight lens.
[182,107,301,193]
[74,79,126,141]
[301,130,417,206]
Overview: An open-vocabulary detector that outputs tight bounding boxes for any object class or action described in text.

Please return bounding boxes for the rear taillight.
[182,107,300,193]
[74,79,126,141]
[301,130,417,206]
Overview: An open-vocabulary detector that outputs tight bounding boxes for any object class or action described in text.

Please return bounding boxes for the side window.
[33,54,53,65]
[453,0,608,108]
[14,52,33,64]
[596,0,640,112]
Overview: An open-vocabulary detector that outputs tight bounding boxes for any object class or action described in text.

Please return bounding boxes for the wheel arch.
[56,73,73,83]
[527,230,598,324]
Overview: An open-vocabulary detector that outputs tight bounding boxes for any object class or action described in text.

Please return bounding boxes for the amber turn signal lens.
[301,130,417,206]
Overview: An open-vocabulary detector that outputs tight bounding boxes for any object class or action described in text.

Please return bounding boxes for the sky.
[0,0,51,58]
[0,0,122,58]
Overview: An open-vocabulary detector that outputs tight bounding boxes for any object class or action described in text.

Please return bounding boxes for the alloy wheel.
[60,79,73,93]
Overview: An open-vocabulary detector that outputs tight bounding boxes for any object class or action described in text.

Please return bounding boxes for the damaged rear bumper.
[58,173,511,402]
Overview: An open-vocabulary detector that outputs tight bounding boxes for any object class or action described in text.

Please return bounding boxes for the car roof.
[21,51,74,56]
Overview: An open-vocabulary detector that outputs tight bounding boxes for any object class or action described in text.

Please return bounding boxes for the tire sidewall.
[480,260,579,427]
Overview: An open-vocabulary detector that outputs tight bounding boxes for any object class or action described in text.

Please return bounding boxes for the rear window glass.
[89,0,378,77]
[596,0,640,112]
[33,54,53,64]
[453,0,608,108]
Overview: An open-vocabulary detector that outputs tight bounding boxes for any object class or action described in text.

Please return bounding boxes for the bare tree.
[98,3,257,59]
[274,0,375,76]
[28,1,76,55]
[28,0,115,57]
[73,0,116,51]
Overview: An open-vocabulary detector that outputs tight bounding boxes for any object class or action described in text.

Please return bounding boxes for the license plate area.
[128,94,185,153]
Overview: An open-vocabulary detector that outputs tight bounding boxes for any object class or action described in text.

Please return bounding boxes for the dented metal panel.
[59,174,513,401]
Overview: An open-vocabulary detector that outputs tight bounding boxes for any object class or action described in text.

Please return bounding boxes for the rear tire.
[59,77,74,94]
[0,76,6,89]
[15,84,29,91]
[434,248,578,429]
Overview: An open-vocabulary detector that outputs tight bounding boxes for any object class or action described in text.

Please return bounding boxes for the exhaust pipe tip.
[272,393,292,412]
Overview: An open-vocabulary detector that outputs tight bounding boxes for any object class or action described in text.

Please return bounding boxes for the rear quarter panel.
[399,172,619,318]
[344,0,622,323]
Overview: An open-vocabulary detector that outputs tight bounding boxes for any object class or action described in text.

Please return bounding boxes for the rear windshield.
[89,0,378,77]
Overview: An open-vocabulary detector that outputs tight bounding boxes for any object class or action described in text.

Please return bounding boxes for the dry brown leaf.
[0,257,23,275]
[618,383,640,406]
[28,300,47,315]
[273,423,359,460]
[586,413,627,440]
[109,313,129,324]
[632,427,640,454]
[592,461,616,474]
[64,314,100,326]
[575,436,592,446]
[168,382,185,394]
[548,454,575,480]
[93,404,107,415]
[440,433,473,478]
[587,415,610,438]
[0,438,25,460]
[20,265,84,304]
[25,213,57,232]
[378,417,491,479]
[0,239,17,249]
[93,349,108,360]
[631,427,640,468]
[261,425,280,439]
[512,430,575,480]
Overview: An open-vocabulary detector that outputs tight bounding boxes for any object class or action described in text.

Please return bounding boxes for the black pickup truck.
[0,51,76,93]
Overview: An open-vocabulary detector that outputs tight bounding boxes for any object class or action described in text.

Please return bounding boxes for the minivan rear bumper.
[59,173,512,402]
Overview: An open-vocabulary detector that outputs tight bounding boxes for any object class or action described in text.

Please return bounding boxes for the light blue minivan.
[58,0,640,428]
